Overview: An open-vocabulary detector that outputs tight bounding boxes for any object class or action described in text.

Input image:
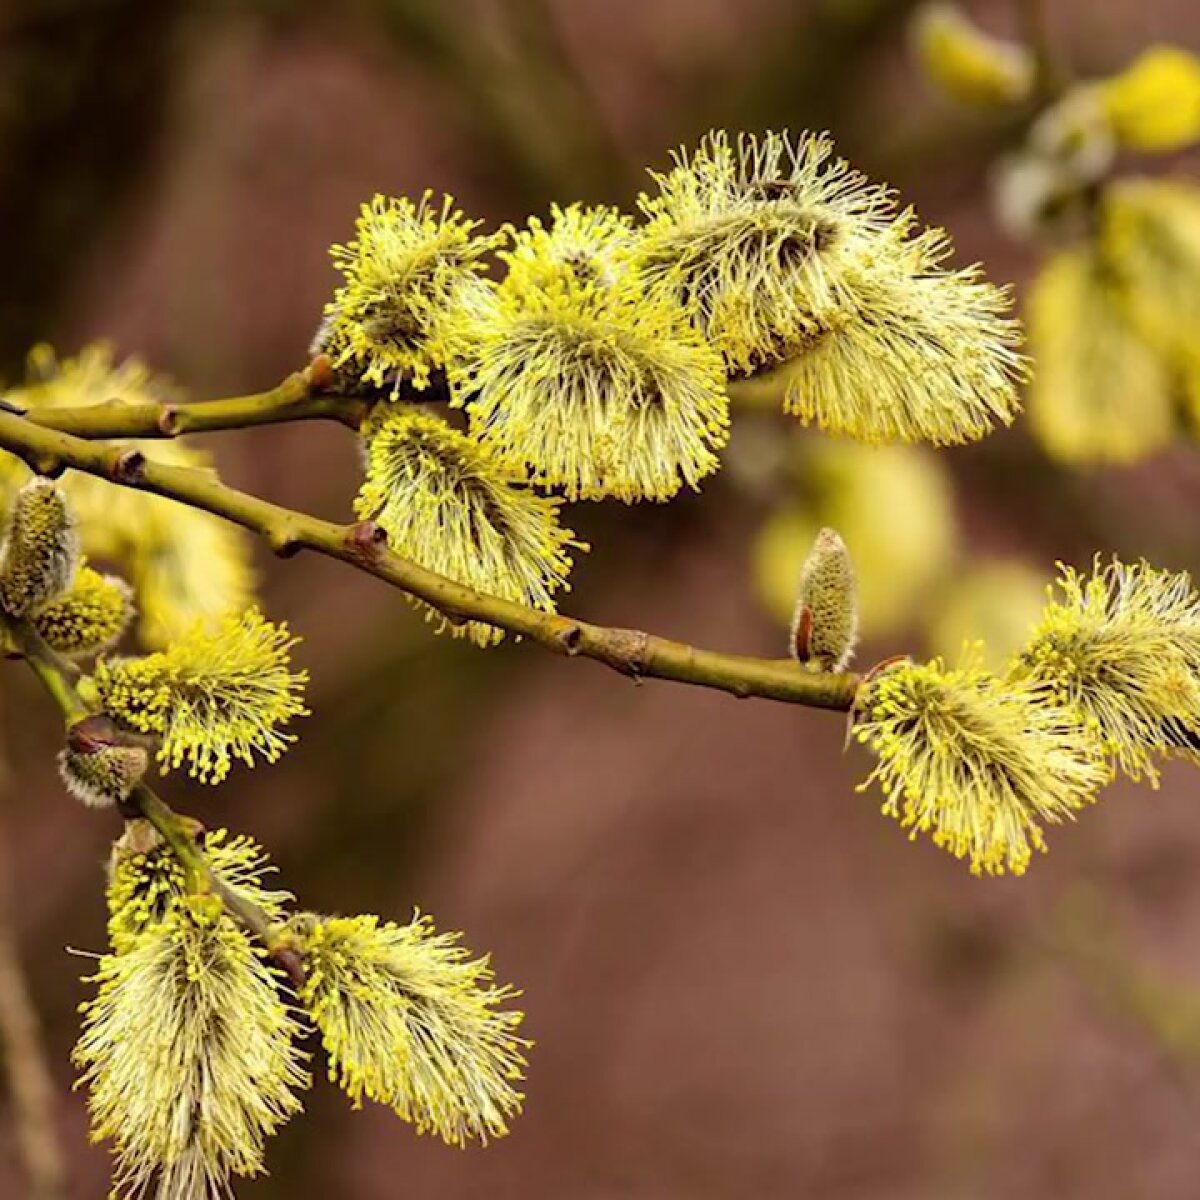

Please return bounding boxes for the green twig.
[6,622,297,973]
[15,364,370,441]
[0,406,861,712]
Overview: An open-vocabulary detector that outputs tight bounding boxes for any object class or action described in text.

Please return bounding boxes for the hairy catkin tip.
[0,477,79,616]
[58,741,148,809]
[791,527,858,673]
[322,192,502,393]
[74,896,308,1197]
[447,202,730,503]
[354,407,581,645]
[854,656,1108,875]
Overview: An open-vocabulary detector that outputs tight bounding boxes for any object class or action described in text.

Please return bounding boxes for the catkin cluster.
[852,559,1200,875]
[75,825,527,1196]
[6,88,1199,1199]
[0,479,527,1196]
[912,8,1200,464]
[311,128,1024,646]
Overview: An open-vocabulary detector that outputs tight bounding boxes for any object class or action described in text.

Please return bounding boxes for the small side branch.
[14,363,370,441]
[0,410,861,713]
[4,621,300,981]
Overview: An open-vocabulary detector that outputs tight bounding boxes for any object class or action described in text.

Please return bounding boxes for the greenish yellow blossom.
[854,656,1108,875]
[93,609,308,784]
[449,209,730,502]
[298,912,528,1146]
[636,129,896,376]
[31,564,133,658]
[322,192,503,393]
[776,223,1025,444]
[355,407,581,646]
[74,895,308,1198]
[1012,558,1200,783]
[0,477,78,617]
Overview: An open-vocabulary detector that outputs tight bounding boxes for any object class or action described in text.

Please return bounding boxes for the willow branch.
[5,621,302,981]
[11,363,370,441]
[0,410,861,712]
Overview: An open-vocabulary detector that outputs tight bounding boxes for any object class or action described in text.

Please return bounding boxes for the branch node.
[346,520,388,562]
[603,628,650,679]
[156,406,182,436]
[111,450,146,484]
[268,530,302,559]
[558,623,584,655]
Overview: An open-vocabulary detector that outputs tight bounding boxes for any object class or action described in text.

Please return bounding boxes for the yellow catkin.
[1098,45,1200,153]
[0,477,78,617]
[298,912,528,1146]
[911,2,1035,108]
[75,895,308,1198]
[854,656,1108,875]
[448,205,730,502]
[635,130,1024,446]
[320,192,503,393]
[1011,558,1200,784]
[354,407,582,646]
[776,223,1026,444]
[31,564,133,658]
[637,130,896,376]
[790,527,858,672]
[1026,244,1175,465]
[93,609,309,784]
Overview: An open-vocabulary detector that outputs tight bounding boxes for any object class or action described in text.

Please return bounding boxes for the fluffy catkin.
[0,477,78,617]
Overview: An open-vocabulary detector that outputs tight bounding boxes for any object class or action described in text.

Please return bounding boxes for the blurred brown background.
[2,0,1200,1196]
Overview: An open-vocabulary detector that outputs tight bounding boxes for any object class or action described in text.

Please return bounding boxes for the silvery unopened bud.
[57,716,148,809]
[790,527,859,673]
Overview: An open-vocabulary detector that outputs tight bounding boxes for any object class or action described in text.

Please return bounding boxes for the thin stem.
[14,364,371,441]
[0,409,861,712]
[7,624,297,975]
